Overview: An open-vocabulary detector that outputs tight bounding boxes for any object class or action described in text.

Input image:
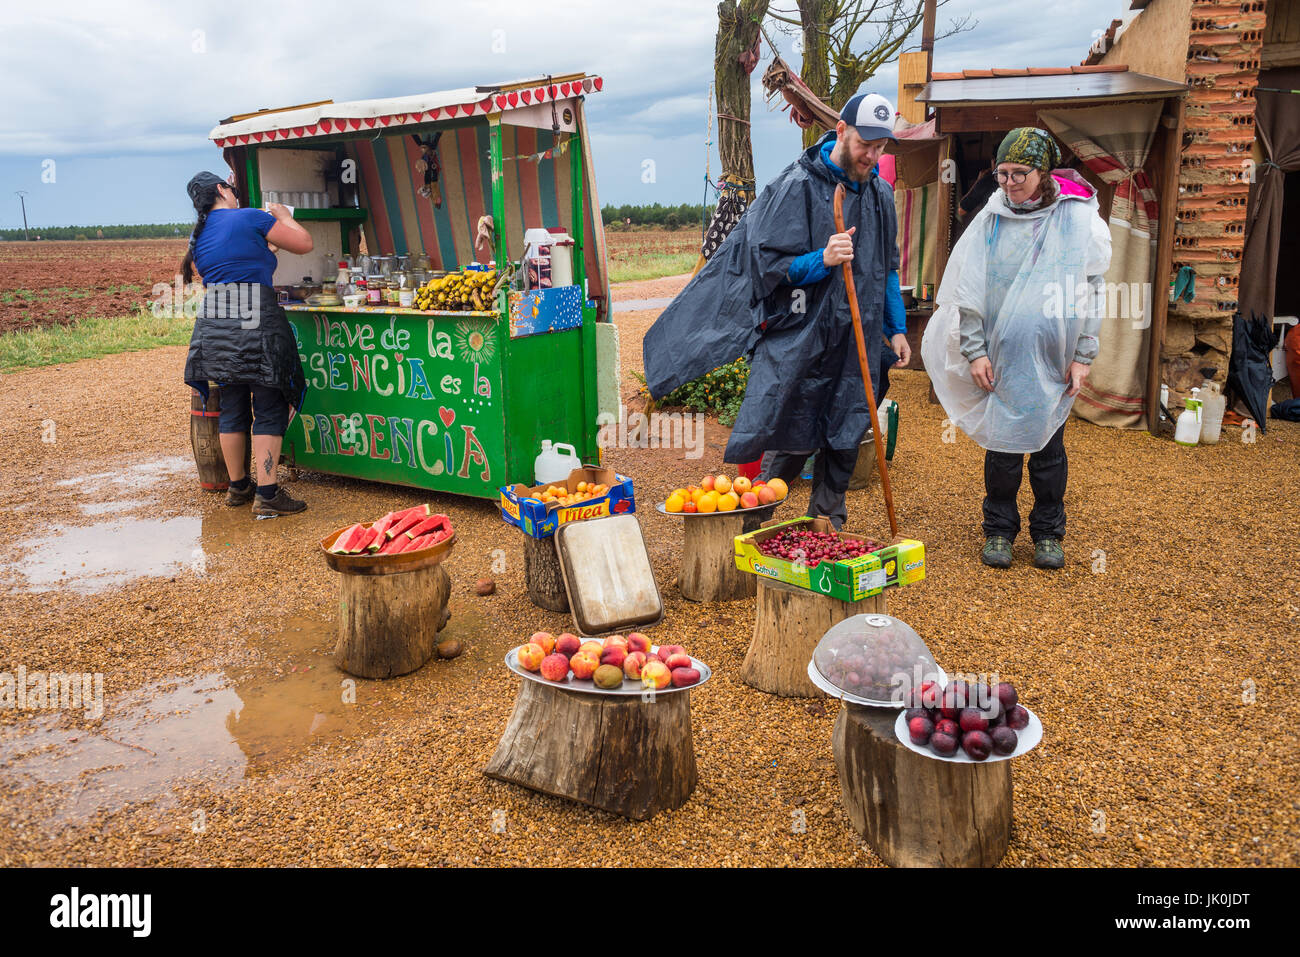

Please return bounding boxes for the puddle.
[0,616,357,824]
[613,297,675,312]
[10,516,203,594]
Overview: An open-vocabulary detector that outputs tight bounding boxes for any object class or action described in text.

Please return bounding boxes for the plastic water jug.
[1198,380,1226,445]
[1174,389,1203,447]
[534,440,581,485]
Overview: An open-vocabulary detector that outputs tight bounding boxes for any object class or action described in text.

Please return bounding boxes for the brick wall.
[1100,0,1269,398]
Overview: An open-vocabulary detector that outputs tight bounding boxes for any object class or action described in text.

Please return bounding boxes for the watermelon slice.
[329,524,367,554]
[404,514,450,540]
[370,512,399,537]
[378,534,408,555]
[387,506,432,539]
[401,534,433,553]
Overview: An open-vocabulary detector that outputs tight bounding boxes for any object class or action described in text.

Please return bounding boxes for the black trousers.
[761,446,858,530]
[982,423,1068,542]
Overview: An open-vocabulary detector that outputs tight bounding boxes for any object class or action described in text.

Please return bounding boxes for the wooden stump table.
[833,702,1012,867]
[522,533,569,612]
[673,505,774,603]
[741,579,885,697]
[333,559,452,679]
[484,680,697,820]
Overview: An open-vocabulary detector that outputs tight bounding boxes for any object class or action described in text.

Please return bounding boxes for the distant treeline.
[601,203,715,230]
[0,223,190,241]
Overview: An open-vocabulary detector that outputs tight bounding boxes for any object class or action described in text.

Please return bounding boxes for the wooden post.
[523,533,569,612]
[932,132,955,287]
[741,578,885,697]
[833,702,1012,867]
[677,506,773,602]
[897,51,930,125]
[334,562,451,679]
[484,680,697,820]
[189,383,251,491]
[1147,97,1186,435]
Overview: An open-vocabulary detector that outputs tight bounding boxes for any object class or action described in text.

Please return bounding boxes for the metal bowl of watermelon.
[321,505,456,575]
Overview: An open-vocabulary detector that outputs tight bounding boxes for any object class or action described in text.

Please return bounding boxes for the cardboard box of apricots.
[734,516,926,603]
[499,466,635,539]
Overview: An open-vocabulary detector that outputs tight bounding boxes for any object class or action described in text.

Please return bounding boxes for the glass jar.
[385,278,400,307]
[398,272,414,308]
[366,276,383,305]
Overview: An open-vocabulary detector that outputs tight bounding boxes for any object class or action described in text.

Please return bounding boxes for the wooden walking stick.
[833,183,899,539]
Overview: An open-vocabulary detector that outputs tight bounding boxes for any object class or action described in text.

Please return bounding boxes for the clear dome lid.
[812,614,939,706]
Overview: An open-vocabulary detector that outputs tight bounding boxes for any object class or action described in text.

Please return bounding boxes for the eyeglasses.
[994,169,1033,184]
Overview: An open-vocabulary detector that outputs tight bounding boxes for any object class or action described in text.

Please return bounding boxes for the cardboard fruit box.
[733,516,925,602]
[499,466,635,539]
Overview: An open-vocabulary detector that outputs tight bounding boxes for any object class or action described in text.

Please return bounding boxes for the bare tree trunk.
[715,0,771,185]
[797,0,832,149]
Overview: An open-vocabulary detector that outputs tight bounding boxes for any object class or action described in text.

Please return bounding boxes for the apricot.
[663,652,693,671]
[623,651,647,679]
[640,660,671,690]
[600,645,627,669]
[740,491,759,509]
[517,642,545,672]
[700,475,715,491]
[766,478,788,500]
[555,633,582,658]
[626,633,652,654]
[756,485,778,505]
[529,632,556,656]
[569,651,600,680]
[578,640,604,658]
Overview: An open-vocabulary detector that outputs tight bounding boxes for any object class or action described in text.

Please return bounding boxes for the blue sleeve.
[243,208,276,236]
[786,248,832,286]
[883,269,905,338]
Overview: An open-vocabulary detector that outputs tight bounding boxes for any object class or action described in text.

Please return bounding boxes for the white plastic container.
[1175,388,1203,447]
[547,230,575,288]
[534,440,582,485]
[1198,380,1226,444]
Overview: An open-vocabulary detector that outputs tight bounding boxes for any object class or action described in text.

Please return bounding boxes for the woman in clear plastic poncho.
[921,128,1111,570]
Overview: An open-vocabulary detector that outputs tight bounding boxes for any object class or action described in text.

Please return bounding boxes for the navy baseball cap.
[839,93,897,141]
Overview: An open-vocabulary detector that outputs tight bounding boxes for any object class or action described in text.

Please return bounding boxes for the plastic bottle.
[534,440,582,485]
[1174,388,1203,447]
[1198,380,1226,444]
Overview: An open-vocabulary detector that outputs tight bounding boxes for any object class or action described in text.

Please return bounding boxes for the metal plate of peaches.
[503,646,712,697]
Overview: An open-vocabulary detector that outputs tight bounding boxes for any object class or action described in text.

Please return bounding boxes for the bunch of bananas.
[416,269,498,312]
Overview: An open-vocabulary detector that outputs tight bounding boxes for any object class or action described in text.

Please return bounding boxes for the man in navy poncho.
[643,92,904,528]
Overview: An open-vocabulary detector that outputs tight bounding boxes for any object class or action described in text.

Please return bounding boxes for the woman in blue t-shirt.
[182,170,314,516]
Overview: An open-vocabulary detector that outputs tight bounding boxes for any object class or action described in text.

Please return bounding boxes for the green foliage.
[601,203,714,228]
[658,358,750,426]
[0,223,189,241]
[0,306,194,371]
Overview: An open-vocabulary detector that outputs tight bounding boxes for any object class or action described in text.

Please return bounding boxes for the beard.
[829,144,873,182]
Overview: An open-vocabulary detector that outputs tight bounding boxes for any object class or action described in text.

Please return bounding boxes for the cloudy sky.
[0,0,1139,228]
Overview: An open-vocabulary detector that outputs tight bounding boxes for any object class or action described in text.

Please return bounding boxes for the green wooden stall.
[207,74,612,499]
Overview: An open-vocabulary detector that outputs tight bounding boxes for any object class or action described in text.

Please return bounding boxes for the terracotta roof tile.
[1073,63,1129,73]
[930,65,1130,81]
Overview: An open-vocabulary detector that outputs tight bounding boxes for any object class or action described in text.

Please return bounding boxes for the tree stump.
[334,562,451,679]
[189,383,251,491]
[678,507,771,603]
[847,437,878,491]
[484,680,697,820]
[523,533,569,612]
[741,578,885,697]
[833,702,1012,867]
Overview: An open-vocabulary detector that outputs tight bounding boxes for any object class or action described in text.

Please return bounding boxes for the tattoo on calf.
[263,452,274,480]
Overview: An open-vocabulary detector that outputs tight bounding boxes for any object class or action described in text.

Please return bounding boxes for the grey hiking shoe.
[1034,538,1065,570]
[252,487,308,517]
[225,481,256,507]
[981,536,1013,569]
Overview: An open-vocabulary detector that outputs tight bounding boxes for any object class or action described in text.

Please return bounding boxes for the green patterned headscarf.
[994,127,1061,172]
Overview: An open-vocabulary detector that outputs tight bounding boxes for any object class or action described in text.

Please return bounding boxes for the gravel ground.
[0,275,1297,867]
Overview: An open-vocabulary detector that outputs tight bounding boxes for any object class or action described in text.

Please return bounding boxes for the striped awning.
[209,75,604,148]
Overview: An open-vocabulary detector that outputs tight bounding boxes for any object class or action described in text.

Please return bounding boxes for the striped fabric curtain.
[894,182,939,292]
[1042,101,1163,430]
[345,122,606,314]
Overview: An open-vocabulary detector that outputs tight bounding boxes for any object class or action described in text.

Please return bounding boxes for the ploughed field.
[0,273,1296,868]
[0,239,189,333]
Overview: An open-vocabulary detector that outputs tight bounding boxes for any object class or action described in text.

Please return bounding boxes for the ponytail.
[180,184,220,285]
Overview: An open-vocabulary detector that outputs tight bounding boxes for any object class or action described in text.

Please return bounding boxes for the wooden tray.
[320,522,457,576]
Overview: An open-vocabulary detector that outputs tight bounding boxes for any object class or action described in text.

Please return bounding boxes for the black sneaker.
[980,536,1013,569]
[1033,538,1065,570]
[252,487,308,517]
[225,481,256,507]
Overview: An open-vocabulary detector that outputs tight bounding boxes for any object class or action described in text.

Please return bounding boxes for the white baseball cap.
[839,92,897,141]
